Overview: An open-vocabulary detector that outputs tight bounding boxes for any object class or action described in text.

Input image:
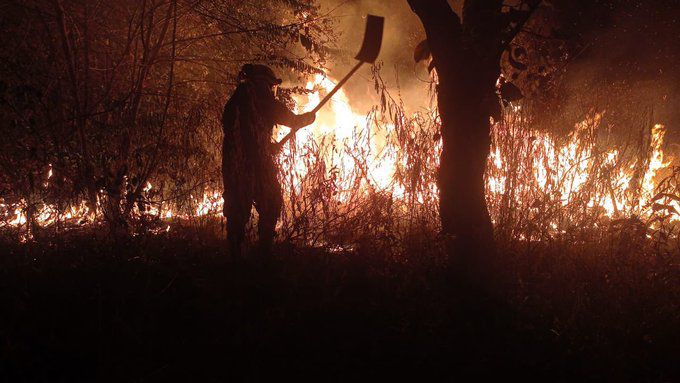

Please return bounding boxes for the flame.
[641,124,669,206]
[486,117,674,229]
[9,207,27,226]
[276,74,400,200]
[194,191,224,216]
[1,71,675,241]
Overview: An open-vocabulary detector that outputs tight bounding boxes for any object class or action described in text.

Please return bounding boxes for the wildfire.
[486,114,675,233]
[277,73,400,199]
[1,72,676,242]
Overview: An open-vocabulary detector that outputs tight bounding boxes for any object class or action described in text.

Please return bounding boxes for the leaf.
[413,39,431,63]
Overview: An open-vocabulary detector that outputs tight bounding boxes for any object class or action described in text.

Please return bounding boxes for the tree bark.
[407,0,541,276]
[407,0,496,263]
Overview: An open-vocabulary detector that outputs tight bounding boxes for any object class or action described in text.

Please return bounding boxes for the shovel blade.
[355,14,384,63]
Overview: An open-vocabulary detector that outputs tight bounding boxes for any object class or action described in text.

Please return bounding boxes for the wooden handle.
[311,61,364,114]
[275,61,365,150]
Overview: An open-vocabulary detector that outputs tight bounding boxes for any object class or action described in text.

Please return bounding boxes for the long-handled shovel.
[275,14,384,149]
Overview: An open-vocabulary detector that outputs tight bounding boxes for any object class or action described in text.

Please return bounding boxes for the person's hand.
[301,112,316,127]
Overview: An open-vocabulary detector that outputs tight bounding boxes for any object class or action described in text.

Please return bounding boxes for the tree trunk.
[437,53,497,275]
[406,0,498,268]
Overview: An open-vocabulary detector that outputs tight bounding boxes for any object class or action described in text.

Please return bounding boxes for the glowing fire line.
[1,74,675,239]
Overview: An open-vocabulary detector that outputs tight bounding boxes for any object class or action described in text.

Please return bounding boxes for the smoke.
[537,0,680,142]
[317,0,444,115]
[316,0,679,141]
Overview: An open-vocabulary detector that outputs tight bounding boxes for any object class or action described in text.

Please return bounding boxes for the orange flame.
[1,72,674,240]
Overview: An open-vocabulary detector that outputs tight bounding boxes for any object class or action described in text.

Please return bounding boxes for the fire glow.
[487,115,673,221]
[1,74,676,240]
[278,74,403,199]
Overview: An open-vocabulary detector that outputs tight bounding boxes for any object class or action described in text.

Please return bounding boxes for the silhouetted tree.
[406,0,541,270]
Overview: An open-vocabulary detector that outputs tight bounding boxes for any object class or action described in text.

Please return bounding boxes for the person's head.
[239,64,282,94]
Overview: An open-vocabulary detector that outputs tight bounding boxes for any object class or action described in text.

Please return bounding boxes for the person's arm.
[270,97,315,130]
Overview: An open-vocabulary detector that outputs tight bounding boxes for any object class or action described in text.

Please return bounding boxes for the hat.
[240,64,282,85]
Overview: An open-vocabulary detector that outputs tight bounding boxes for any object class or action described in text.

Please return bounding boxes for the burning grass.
[2,70,680,253]
[1,71,678,378]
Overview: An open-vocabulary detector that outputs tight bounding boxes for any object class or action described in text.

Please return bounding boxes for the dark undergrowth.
[1,225,678,382]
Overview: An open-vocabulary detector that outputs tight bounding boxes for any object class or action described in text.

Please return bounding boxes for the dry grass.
[3,70,680,257]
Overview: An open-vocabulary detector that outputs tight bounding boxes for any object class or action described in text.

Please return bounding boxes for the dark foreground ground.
[1,226,678,382]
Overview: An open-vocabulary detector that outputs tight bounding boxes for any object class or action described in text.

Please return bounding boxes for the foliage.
[0,0,335,234]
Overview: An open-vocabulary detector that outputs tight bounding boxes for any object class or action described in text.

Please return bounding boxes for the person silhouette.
[222,64,315,255]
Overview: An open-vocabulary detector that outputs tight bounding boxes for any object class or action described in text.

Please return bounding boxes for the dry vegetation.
[1,216,678,380]
[1,69,679,381]
[1,1,679,379]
